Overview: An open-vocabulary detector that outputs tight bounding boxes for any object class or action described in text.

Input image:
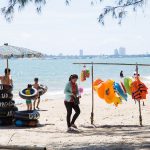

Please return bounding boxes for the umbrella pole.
[136,64,143,126]
[91,62,94,125]
[6,58,9,78]
[7,58,9,70]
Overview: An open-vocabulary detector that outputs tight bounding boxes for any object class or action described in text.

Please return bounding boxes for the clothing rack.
[73,62,150,126]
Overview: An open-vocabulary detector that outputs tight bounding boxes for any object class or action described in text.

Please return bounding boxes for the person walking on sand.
[33,78,40,110]
[0,68,13,85]
[120,70,124,78]
[64,74,81,132]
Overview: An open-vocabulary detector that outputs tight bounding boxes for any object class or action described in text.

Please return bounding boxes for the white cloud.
[21,32,32,39]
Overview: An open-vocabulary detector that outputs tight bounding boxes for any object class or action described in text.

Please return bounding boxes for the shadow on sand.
[0,123,55,130]
[79,124,150,137]
[60,142,150,150]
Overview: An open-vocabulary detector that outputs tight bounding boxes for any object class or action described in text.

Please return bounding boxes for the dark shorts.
[26,100,32,104]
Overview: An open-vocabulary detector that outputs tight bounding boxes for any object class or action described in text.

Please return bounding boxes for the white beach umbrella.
[0,44,22,57]
[0,43,43,69]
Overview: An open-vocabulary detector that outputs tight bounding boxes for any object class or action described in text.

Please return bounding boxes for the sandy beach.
[0,90,150,150]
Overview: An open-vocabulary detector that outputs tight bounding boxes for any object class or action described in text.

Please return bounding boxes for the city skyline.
[0,0,150,55]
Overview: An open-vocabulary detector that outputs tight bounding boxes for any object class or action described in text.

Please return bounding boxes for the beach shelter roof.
[0,43,43,58]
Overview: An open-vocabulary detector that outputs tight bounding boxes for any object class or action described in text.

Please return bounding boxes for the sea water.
[0,57,150,102]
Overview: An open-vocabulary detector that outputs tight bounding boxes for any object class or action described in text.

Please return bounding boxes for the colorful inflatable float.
[80,66,90,82]
[124,77,132,95]
[93,79,103,91]
[114,83,127,101]
[93,79,122,106]
[93,75,148,107]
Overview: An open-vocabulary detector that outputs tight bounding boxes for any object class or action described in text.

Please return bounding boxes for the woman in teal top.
[64,74,81,132]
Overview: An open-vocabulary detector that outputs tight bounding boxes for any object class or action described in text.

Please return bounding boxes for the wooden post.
[91,62,94,125]
[136,64,143,126]
[138,100,143,126]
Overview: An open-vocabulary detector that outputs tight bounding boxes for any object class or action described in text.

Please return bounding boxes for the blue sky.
[0,0,150,55]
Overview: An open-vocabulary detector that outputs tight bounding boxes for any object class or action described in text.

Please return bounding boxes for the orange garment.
[131,78,148,101]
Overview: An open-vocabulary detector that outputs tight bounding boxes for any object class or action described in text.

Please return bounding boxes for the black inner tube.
[38,85,48,96]
[0,100,15,108]
[19,88,38,100]
[0,93,13,100]
[14,110,40,120]
[0,84,13,93]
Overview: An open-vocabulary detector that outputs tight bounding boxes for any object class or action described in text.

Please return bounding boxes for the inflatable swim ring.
[120,82,126,93]
[93,79,103,91]
[19,88,38,100]
[96,82,105,99]
[114,83,127,101]
[0,106,18,117]
[103,80,116,104]
[38,85,48,96]
[124,77,132,95]
[0,92,13,100]
[14,110,40,120]
[95,79,122,106]
[0,100,15,108]
[0,84,13,93]
[0,117,13,126]
[15,119,39,127]
[112,95,121,107]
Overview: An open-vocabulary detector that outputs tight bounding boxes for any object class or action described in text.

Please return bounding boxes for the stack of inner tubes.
[14,110,40,127]
[0,84,18,126]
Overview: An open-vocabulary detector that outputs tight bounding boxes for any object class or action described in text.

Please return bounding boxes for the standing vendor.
[64,74,81,132]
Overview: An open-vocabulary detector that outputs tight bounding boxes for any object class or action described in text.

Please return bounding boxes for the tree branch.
[1,0,46,21]
[99,0,145,25]
[0,0,146,24]
[113,0,143,9]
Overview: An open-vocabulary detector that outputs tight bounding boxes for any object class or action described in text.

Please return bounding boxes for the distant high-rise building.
[118,47,126,55]
[58,53,63,56]
[79,49,83,56]
[114,49,119,56]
